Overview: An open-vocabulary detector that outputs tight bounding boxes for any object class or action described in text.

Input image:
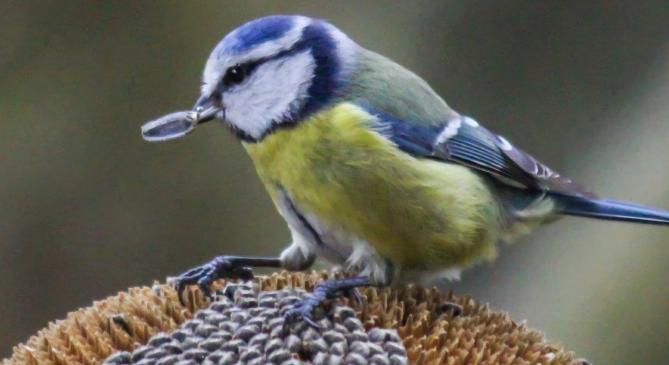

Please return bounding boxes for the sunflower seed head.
[5,271,584,365]
[99,283,407,365]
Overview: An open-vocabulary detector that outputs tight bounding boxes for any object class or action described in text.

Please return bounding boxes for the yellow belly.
[243,103,502,272]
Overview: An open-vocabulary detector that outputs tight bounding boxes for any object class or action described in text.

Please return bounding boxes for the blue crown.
[218,15,297,55]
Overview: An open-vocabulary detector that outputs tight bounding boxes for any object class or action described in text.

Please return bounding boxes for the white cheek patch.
[223,50,316,139]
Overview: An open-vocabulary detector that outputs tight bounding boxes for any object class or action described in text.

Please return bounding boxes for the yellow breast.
[243,103,502,271]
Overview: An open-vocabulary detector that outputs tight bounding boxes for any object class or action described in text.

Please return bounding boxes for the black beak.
[140,95,222,142]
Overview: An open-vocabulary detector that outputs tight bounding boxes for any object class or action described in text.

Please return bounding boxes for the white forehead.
[201,16,311,96]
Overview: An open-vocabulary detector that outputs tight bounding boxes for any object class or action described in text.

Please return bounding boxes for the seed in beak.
[141,111,195,142]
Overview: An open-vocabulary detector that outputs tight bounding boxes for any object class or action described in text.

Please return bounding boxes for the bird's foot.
[283,276,371,330]
[171,256,254,305]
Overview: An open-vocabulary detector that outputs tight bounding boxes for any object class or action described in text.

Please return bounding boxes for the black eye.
[223,64,247,86]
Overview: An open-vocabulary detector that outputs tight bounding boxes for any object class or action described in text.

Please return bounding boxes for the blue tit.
[141,15,669,322]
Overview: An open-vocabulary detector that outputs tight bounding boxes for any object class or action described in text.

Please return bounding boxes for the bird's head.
[142,15,358,142]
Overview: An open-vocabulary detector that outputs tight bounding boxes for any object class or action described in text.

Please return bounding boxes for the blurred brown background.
[2,1,669,363]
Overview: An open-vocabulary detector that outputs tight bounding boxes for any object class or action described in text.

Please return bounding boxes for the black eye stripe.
[220,61,264,90]
[218,46,301,91]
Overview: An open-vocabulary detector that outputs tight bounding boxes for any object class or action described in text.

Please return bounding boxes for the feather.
[363,104,592,195]
[345,49,592,197]
[552,193,669,225]
[360,102,669,226]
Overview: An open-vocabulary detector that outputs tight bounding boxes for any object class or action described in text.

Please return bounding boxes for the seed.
[182,348,208,361]
[345,352,368,365]
[145,348,168,360]
[155,355,179,365]
[217,351,238,365]
[267,348,291,363]
[194,323,217,337]
[389,354,408,365]
[369,354,390,365]
[199,337,223,352]
[383,342,406,356]
[104,351,131,365]
[131,346,152,362]
[350,341,370,357]
[233,324,260,341]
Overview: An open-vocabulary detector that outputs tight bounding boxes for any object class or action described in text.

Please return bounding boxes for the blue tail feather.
[550,192,669,225]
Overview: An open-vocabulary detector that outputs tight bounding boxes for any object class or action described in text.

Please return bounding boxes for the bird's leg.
[172,241,317,305]
[172,256,282,305]
[284,276,373,328]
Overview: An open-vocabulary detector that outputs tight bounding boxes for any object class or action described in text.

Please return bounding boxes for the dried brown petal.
[3,271,583,365]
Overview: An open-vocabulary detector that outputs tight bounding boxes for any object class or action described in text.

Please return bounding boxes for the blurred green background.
[2,1,669,363]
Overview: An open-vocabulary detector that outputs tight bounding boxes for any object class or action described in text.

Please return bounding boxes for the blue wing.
[359,104,669,225]
[363,107,594,197]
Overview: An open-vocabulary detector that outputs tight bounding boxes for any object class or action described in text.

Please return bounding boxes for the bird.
[141,15,669,324]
